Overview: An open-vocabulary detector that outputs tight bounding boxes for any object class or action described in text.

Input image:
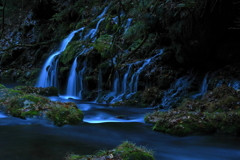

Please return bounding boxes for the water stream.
[0,87,239,160]
[35,27,84,88]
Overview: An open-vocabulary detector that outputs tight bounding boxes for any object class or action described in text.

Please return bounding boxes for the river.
[0,81,240,160]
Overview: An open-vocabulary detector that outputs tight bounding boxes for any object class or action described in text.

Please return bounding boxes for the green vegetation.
[14,86,58,96]
[65,141,155,160]
[145,85,240,136]
[47,102,83,126]
[0,84,83,126]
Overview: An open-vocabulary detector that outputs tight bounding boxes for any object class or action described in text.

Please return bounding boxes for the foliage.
[145,85,240,136]
[59,41,83,65]
[46,102,83,127]
[123,21,146,42]
[93,34,113,58]
[66,141,155,160]
[0,86,83,126]
[14,86,58,96]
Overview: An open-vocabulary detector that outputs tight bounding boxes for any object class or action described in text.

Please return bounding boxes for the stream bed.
[0,81,240,160]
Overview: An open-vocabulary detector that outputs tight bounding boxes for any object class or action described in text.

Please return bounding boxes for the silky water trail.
[35,27,84,88]
[0,83,240,160]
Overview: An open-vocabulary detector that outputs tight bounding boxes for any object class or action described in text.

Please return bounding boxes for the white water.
[128,49,164,96]
[64,47,92,99]
[191,73,209,99]
[96,5,109,19]
[78,61,87,99]
[123,18,132,33]
[36,27,84,88]
[103,49,164,103]
[84,18,105,41]
[65,58,78,99]
[160,75,194,110]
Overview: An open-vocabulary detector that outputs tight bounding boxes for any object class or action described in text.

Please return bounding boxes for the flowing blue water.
[65,58,79,99]
[1,80,240,160]
[160,75,195,109]
[0,93,240,160]
[35,27,84,88]
[191,73,209,99]
[84,18,105,41]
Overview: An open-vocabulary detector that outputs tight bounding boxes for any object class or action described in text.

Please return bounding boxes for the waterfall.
[160,75,195,110]
[84,18,105,41]
[64,47,93,99]
[65,58,78,99]
[129,49,164,94]
[36,27,84,88]
[113,71,120,94]
[124,18,132,33]
[110,65,132,103]
[227,80,240,90]
[78,61,87,99]
[96,5,110,19]
[191,73,209,99]
[110,49,164,103]
[122,65,132,93]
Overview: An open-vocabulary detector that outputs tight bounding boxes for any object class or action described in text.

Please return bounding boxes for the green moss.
[128,151,155,160]
[21,110,40,117]
[116,141,155,160]
[0,84,6,89]
[59,41,82,65]
[93,34,113,59]
[46,103,84,127]
[66,141,155,160]
[14,86,58,96]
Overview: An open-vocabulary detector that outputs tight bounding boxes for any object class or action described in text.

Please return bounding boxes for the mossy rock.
[128,151,155,160]
[46,102,84,127]
[59,41,82,65]
[14,86,58,96]
[0,87,83,125]
[66,141,155,160]
[0,84,6,89]
[146,85,240,136]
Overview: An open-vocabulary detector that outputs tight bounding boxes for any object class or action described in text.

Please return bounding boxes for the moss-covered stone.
[66,141,155,160]
[59,41,83,65]
[145,85,240,136]
[14,86,58,96]
[46,102,84,127]
[0,86,83,126]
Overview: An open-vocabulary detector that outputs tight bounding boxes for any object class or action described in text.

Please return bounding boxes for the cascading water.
[96,4,110,19]
[228,80,240,90]
[122,65,132,94]
[113,71,120,94]
[160,75,195,110]
[65,58,79,99]
[36,27,84,88]
[106,49,164,103]
[123,18,132,33]
[63,47,93,99]
[191,73,209,99]
[128,50,164,96]
[84,18,105,41]
[78,61,87,99]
